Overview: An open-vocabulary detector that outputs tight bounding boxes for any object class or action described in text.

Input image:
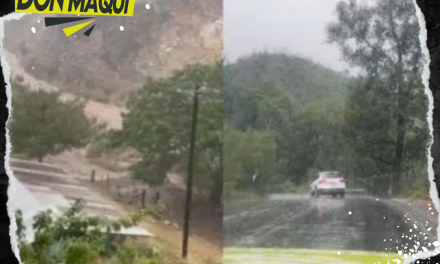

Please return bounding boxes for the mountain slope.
[4,0,221,104]
[225,52,348,104]
[224,53,350,129]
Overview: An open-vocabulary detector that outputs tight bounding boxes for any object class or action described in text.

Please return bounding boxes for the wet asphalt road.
[224,195,438,254]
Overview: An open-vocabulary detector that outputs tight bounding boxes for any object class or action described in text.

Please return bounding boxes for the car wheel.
[315,189,320,198]
[340,192,345,198]
[331,194,336,198]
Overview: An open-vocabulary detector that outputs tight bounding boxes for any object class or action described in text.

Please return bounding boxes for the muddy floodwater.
[224,195,438,255]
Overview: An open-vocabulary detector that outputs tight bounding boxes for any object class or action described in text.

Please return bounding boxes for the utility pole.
[182,85,200,259]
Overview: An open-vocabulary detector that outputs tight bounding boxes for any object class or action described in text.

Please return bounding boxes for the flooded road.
[224,195,438,255]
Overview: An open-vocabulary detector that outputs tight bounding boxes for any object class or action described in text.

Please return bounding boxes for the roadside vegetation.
[15,200,165,264]
[9,87,97,163]
[224,0,429,200]
[15,202,222,264]
[110,63,222,206]
[13,200,219,264]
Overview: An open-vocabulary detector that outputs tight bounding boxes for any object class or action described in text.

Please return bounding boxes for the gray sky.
[224,0,350,72]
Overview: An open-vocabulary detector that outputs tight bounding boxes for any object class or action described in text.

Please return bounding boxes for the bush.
[112,240,161,264]
[276,181,301,193]
[15,200,163,264]
[64,241,98,264]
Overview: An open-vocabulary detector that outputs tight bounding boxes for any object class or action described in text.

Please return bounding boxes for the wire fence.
[77,168,178,221]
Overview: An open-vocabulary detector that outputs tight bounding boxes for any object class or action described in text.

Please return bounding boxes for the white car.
[310,171,346,198]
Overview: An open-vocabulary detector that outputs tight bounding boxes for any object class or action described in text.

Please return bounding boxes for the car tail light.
[319,179,326,184]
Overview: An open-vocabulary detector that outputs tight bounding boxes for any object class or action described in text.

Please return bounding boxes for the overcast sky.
[224,0,350,72]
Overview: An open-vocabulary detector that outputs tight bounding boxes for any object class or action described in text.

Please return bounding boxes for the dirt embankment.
[3,0,222,103]
[4,49,124,130]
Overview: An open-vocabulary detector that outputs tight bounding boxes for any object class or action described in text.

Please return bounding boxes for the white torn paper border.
[0,1,436,264]
[0,11,31,264]
[405,1,438,264]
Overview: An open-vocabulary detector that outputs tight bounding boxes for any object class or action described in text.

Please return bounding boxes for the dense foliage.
[114,63,222,204]
[327,0,427,195]
[225,39,429,199]
[9,88,95,162]
[224,127,277,195]
[224,53,349,129]
[224,53,351,196]
[15,200,163,264]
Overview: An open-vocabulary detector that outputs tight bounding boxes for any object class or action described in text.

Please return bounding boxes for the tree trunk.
[392,127,404,196]
[209,176,222,208]
[393,90,405,196]
[91,169,96,182]
[392,49,406,197]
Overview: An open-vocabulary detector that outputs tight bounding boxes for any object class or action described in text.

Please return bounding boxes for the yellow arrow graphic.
[63,20,96,37]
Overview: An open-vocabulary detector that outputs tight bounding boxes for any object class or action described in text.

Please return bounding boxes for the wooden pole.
[182,85,199,259]
[91,169,95,182]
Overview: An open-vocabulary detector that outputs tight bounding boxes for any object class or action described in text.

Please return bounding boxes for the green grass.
[224,248,403,264]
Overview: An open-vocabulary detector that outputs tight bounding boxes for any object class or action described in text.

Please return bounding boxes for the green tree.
[115,63,222,204]
[9,90,94,162]
[224,127,278,196]
[327,0,424,195]
[301,94,349,174]
[345,77,428,195]
[223,53,351,190]
[15,200,160,264]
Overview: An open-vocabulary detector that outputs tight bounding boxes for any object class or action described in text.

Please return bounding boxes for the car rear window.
[321,172,341,178]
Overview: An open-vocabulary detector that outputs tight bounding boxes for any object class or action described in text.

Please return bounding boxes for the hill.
[224,53,350,128]
[225,52,348,104]
[223,52,353,193]
[4,0,221,104]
